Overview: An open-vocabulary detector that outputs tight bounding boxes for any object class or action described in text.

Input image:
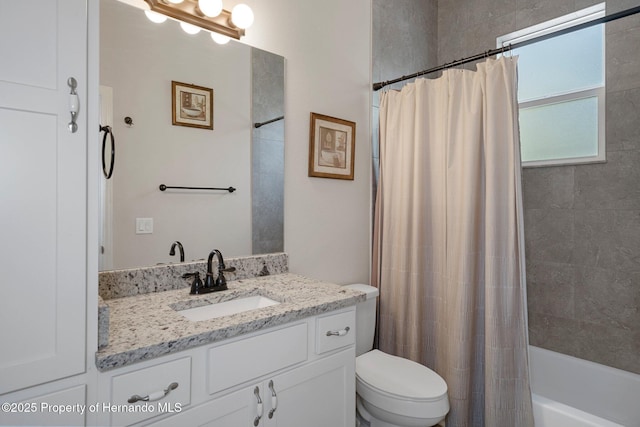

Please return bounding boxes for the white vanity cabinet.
[156,348,354,427]
[99,307,356,427]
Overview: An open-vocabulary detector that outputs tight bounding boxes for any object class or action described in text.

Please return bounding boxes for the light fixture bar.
[144,0,245,39]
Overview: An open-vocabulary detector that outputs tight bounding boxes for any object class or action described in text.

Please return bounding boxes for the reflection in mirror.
[99,0,284,271]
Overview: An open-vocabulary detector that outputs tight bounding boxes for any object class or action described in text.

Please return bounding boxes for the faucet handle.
[214,265,235,290]
[214,274,229,290]
[182,272,204,294]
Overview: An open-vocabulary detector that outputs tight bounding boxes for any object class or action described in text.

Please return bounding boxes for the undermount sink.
[176,295,280,321]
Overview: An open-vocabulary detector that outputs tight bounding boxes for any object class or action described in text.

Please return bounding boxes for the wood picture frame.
[308,112,356,180]
[171,81,213,130]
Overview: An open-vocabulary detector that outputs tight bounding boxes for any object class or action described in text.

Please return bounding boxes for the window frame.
[497,3,606,168]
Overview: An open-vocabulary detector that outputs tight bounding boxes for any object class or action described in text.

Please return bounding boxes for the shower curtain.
[372,57,534,427]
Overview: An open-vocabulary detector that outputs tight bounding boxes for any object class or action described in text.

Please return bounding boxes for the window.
[497,4,605,167]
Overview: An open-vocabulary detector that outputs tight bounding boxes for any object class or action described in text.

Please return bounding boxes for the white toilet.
[346,284,450,427]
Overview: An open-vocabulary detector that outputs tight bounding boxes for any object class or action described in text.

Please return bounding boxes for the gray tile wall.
[436,0,640,374]
[372,0,438,201]
[252,48,285,254]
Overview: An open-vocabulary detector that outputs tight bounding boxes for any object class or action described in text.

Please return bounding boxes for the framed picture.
[171,81,213,130]
[308,112,356,180]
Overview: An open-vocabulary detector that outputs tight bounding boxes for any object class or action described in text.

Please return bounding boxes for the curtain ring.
[506,44,513,58]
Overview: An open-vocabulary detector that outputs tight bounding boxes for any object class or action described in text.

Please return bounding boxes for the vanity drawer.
[207,322,308,395]
[110,357,191,426]
[316,309,356,354]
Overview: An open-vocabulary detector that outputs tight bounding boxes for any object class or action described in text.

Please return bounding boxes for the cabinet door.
[0,0,87,394]
[144,386,257,427]
[0,385,86,427]
[269,348,355,427]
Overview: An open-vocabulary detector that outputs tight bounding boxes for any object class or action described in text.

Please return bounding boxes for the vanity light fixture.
[144,10,168,23]
[180,21,201,34]
[230,3,254,29]
[199,0,223,18]
[211,32,231,45]
[143,0,253,41]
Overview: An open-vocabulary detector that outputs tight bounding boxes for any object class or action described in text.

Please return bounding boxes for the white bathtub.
[529,346,640,427]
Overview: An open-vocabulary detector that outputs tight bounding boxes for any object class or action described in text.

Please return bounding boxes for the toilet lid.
[356,350,447,402]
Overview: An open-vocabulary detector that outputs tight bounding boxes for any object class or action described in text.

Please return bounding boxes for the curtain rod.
[373,4,640,91]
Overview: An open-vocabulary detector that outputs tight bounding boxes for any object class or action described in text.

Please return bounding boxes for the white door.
[0,0,87,394]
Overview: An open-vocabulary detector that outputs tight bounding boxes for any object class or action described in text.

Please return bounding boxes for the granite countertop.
[96,273,365,371]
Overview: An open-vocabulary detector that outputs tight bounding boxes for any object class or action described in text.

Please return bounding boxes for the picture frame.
[171,81,213,130]
[308,112,356,180]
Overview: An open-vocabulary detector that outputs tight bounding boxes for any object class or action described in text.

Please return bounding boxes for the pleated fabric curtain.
[372,57,534,427]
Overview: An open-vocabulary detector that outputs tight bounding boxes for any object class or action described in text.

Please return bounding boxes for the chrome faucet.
[204,249,236,292]
[169,241,184,262]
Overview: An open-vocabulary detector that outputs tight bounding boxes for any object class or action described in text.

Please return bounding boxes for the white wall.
[240,0,373,284]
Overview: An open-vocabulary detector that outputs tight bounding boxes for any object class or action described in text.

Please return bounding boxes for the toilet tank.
[345,284,379,357]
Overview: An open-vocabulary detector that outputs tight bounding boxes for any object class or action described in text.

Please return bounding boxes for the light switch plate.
[135,217,153,234]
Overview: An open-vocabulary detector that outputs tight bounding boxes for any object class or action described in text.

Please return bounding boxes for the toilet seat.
[356,350,449,419]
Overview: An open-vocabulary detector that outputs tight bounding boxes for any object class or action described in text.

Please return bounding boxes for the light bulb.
[198,0,223,18]
[211,32,230,44]
[180,22,201,35]
[231,4,254,29]
[144,10,167,24]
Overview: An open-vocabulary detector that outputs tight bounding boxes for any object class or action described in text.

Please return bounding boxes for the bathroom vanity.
[95,270,364,426]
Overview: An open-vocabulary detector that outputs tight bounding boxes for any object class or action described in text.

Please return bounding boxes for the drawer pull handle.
[254,386,263,426]
[268,380,278,419]
[326,326,350,337]
[127,382,178,403]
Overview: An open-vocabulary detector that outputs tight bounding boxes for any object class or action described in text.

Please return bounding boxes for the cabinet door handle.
[268,380,278,419]
[127,382,178,403]
[326,326,350,337]
[253,386,263,426]
[67,77,79,133]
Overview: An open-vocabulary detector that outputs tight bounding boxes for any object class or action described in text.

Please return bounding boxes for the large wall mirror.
[99,0,284,271]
